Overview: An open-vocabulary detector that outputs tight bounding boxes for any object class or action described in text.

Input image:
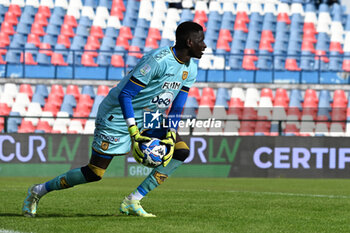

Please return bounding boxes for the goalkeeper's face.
[188,31,206,59]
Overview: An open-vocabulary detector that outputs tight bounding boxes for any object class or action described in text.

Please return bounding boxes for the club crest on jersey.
[140,64,151,76]
[182,71,188,80]
[101,141,109,150]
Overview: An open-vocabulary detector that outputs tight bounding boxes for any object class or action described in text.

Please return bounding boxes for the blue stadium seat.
[180,9,193,22]
[42,35,57,46]
[85,0,95,7]
[126,55,139,68]
[346,14,350,31]
[159,38,173,47]
[78,16,92,27]
[31,93,46,107]
[35,84,49,98]
[52,7,66,17]
[60,103,74,116]
[23,5,36,16]
[99,0,109,7]
[81,85,95,99]
[134,27,148,39]
[96,52,111,66]
[5,51,21,63]
[136,18,150,29]
[100,37,115,51]
[305,3,316,12]
[16,22,31,34]
[105,27,119,38]
[90,95,105,117]
[37,53,51,65]
[250,12,263,23]
[206,19,221,31]
[216,88,230,102]
[76,24,89,37]
[13,34,26,47]
[62,94,77,108]
[300,51,314,71]
[67,51,82,65]
[9,112,22,125]
[19,12,34,24]
[46,24,61,36]
[49,13,64,26]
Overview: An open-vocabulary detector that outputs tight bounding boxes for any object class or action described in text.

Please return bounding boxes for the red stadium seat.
[4,11,18,25]
[119,26,133,40]
[236,11,249,23]
[275,88,289,103]
[333,89,346,101]
[301,40,315,53]
[0,32,10,46]
[84,44,99,57]
[34,13,49,26]
[51,84,64,98]
[145,37,159,49]
[194,11,208,22]
[27,34,41,47]
[255,121,271,135]
[0,55,6,64]
[116,36,129,50]
[228,98,244,118]
[202,87,216,105]
[0,103,11,115]
[31,23,47,36]
[19,84,33,100]
[285,58,301,71]
[303,22,317,34]
[20,52,38,65]
[329,42,343,54]
[242,54,258,70]
[43,103,59,116]
[260,88,273,100]
[342,60,350,72]
[36,120,52,133]
[37,5,51,18]
[110,6,124,20]
[128,46,143,58]
[39,43,53,56]
[239,121,255,136]
[66,84,80,101]
[57,35,71,48]
[8,4,21,17]
[199,95,214,108]
[63,15,78,28]
[259,40,273,53]
[216,38,230,52]
[188,87,200,102]
[261,30,275,43]
[1,21,15,35]
[111,54,125,67]
[60,24,75,38]
[314,50,329,63]
[148,28,161,41]
[97,85,110,96]
[234,19,248,33]
[277,12,291,24]
[51,53,68,66]
[90,26,104,39]
[18,120,36,133]
[81,53,98,67]
[218,29,233,42]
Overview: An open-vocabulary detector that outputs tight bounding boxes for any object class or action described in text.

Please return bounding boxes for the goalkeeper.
[22,21,206,217]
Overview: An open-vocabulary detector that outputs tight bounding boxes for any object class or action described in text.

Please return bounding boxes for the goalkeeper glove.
[129,125,151,164]
[160,130,176,167]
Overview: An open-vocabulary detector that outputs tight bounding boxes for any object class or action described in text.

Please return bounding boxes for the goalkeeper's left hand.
[160,130,176,167]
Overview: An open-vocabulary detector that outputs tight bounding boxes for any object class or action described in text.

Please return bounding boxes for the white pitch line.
[0,230,28,233]
[168,189,350,199]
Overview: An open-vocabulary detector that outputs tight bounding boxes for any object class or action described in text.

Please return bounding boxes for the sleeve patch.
[140,64,151,76]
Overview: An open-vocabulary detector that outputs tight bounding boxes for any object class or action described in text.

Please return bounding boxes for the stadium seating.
[1,83,350,137]
[0,0,349,82]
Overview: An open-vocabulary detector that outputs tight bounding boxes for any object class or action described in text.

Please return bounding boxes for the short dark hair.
[175,21,203,48]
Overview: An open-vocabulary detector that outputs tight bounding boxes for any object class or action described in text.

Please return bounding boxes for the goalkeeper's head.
[175,21,206,59]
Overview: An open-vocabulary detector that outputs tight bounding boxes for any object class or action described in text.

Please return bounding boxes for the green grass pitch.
[1,177,350,233]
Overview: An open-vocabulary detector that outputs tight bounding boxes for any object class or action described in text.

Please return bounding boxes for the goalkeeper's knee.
[173,141,190,162]
[81,164,106,182]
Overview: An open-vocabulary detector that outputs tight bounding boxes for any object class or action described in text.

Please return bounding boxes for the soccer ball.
[139,138,167,168]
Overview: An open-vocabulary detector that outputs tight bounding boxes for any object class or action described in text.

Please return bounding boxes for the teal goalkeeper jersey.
[96,46,198,135]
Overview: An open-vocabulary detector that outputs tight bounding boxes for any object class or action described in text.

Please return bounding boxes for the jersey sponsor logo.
[154,49,170,61]
[140,64,151,76]
[151,92,174,108]
[162,81,181,90]
[164,73,174,77]
[182,71,188,80]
